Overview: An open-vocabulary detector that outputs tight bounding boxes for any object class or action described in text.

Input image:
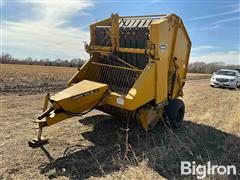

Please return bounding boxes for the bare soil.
[0,64,75,95]
[0,64,211,95]
[0,64,239,179]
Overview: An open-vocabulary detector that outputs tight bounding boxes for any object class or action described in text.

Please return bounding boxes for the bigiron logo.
[181,161,237,179]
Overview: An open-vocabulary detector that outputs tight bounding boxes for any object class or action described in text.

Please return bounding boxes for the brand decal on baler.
[71,89,99,100]
[159,44,167,52]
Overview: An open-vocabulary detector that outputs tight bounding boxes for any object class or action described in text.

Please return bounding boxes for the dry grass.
[0,64,239,179]
[186,73,212,81]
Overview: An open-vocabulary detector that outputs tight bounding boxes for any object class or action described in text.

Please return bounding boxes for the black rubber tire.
[165,99,185,129]
[235,82,239,89]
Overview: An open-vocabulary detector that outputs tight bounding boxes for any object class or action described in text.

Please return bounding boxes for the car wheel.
[165,99,185,129]
[237,82,240,88]
[235,82,239,89]
[228,83,237,90]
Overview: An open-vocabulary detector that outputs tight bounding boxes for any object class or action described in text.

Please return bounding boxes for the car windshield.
[234,69,240,73]
[216,70,236,76]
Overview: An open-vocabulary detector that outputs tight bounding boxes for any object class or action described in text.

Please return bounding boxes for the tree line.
[1,53,239,73]
[188,62,239,74]
[0,53,85,67]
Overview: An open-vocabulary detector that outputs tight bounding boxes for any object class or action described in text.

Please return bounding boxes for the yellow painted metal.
[38,112,73,128]
[111,13,119,50]
[67,59,92,86]
[150,19,169,104]
[37,93,50,128]
[87,46,147,55]
[38,80,108,127]
[137,106,164,130]
[51,80,108,113]
[104,63,156,110]
[35,13,191,131]
[45,112,72,126]
[42,93,50,112]
[171,21,191,98]
[89,18,111,46]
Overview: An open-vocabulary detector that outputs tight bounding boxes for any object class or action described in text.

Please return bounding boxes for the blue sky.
[1,0,240,64]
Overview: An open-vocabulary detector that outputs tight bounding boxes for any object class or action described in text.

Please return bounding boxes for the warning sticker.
[116,97,124,105]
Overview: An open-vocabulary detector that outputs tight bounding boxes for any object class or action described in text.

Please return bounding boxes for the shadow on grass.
[39,114,240,179]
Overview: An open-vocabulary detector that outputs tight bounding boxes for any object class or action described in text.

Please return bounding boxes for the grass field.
[0,64,239,179]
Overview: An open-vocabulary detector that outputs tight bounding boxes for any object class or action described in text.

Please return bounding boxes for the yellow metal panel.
[105,63,156,110]
[46,112,72,126]
[172,24,191,98]
[150,19,169,104]
[138,106,164,130]
[88,45,147,54]
[68,60,92,86]
[118,47,146,54]
[167,15,179,74]
[111,13,119,49]
[51,80,108,113]
[90,18,111,45]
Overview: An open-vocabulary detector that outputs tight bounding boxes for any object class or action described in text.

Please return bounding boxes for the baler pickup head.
[36,80,108,127]
[29,80,108,147]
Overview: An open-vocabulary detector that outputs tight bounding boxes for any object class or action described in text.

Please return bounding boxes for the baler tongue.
[28,80,108,148]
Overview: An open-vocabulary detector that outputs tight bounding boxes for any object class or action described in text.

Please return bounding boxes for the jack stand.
[28,128,49,148]
[28,93,50,148]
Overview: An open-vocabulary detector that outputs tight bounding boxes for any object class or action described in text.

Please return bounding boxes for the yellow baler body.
[36,13,191,131]
[70,14,191,109]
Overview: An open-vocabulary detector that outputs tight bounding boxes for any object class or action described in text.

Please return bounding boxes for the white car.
[210,69,240,89]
